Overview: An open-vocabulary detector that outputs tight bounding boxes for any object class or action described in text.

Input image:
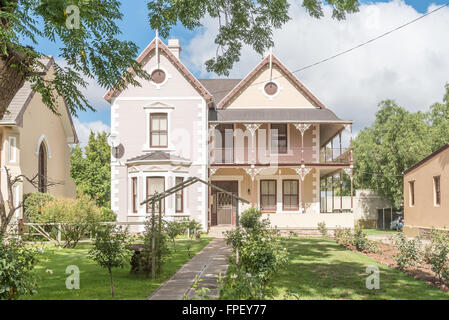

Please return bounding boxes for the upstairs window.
[271,124,287,154]
[409,181,415,207]
[150,113,168,148]
[8,136,17,163]
[434,176,441,206]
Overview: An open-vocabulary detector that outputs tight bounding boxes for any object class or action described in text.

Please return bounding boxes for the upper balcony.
[209,121,353,166]
[210,146,352,165]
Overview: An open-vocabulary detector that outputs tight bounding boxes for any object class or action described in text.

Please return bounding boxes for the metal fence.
[377,208,402,230]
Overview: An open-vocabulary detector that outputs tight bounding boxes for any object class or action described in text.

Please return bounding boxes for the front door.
[216,192,233,225]
[211,181,239,226]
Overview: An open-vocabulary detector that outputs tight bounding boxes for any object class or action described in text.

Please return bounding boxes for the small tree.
[165,220,183,251]
[88,226,132,297]
[70,132,111,208]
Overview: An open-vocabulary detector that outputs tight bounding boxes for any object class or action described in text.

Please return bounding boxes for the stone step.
[208,226,234,239]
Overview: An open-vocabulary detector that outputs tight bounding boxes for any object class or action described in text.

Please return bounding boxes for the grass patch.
[22,238,212,300]
[363,229,399,236]
[270,238,449,300]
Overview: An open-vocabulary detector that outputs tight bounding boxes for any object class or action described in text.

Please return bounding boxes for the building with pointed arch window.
[0,57,78,222]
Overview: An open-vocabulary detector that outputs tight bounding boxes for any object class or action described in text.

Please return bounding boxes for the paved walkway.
[147,238,231,300]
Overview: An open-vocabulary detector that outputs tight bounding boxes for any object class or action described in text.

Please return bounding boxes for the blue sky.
[30,0,449,144]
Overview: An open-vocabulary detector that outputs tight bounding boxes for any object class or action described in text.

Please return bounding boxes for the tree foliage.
[0,0,150,118]
[353,85,449,209]
[89,225,132,297]
[148,0,360,75]
[70,131,110,208]
[0,237,39,300]
[2,0,360,118]
[35,195,105,248]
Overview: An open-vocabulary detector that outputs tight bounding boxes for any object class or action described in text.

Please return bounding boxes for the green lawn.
[22,238,212,300]
[270,238,449,300]
[363,229,399,236]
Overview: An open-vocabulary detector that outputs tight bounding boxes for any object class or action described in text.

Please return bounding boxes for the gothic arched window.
[38,143,47,193]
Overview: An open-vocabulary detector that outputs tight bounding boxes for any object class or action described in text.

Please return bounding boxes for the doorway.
[211,181,238,226]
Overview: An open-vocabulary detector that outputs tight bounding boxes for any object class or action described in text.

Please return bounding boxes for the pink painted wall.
[109,46,208,230]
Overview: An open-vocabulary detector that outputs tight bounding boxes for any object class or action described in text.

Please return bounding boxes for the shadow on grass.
[271,238,449,300]
[23,238,212,300]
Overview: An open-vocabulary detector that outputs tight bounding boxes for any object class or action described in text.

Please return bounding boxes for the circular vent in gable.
[264,82,278,96]
[151,69,166,84]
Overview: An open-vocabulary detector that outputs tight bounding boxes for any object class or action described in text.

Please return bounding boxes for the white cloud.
[55,58,109,110]
[73,118,110,147]
[183,0,449,131]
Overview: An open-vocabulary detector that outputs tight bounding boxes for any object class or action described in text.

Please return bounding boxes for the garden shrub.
[223,208,289,299]
[0,237,39,300]
[165,220,184,251]
[180,218,202,238]
[393,232,422,270]
[100,207,117,222]
[334,227,379,253]
[35,195,104,248]
[334,227,353,247]
[23,193,54,222]
[220,269,267,300]
[424,228,449,285]
[240,207,261,229]
[317,222,328,237]
[132,215,170,276]
[353,227,370,252]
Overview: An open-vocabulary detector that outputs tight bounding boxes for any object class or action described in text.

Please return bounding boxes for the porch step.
[208,226,234,239]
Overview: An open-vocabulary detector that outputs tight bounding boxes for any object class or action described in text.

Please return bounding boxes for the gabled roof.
[217,54,326,109]
[209,108,348,123]
[0,56,78,144]
[0,56,53,125]
[404,143,449,175]
[198,79,241,107]
[127,151,190,164]
[104,39,213,103]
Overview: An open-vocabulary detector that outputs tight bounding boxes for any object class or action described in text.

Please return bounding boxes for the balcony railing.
[320,148,352,164]
[210,147,351,165]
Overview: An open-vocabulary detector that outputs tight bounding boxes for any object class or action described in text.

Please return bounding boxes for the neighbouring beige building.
[403,144,449,237]
[0,57,78,221]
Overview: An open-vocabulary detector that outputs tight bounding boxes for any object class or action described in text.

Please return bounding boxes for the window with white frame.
[8,136,17,163]
[175,177,184,213]
[150,113,168,148]
[131,177,138,213]
[146,177,165,213]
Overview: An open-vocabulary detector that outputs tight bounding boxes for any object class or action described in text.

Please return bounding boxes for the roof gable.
[0,57,78,143]
[404,144,449,175]
[104,39,212,103]
[217,54,325,109]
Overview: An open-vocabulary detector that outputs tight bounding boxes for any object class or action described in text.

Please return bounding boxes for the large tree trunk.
[0,53,28,120]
